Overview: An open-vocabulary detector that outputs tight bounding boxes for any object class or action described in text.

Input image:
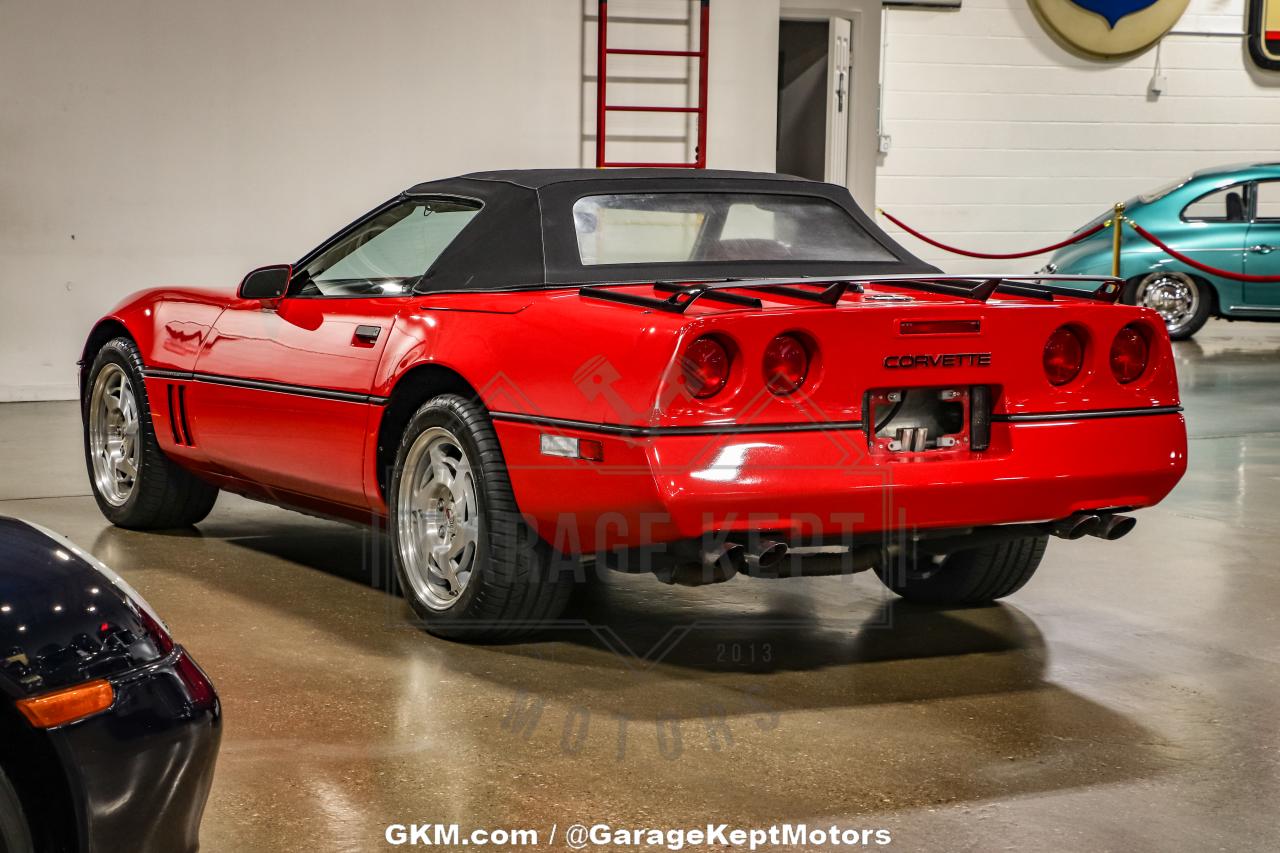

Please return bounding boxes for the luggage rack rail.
[578,274,1124,314]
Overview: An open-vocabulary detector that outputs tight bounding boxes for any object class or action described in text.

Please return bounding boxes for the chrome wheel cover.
[396,427,481,610]
[88,364,141,506]
[1136,272,1199,334]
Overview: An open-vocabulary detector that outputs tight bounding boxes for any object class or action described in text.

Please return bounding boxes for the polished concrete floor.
[3,318,1279,852]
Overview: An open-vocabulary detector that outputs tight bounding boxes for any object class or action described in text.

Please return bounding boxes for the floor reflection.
[9,316,1280,849]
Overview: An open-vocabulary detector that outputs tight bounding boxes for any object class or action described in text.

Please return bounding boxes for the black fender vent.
[167,384,195,446]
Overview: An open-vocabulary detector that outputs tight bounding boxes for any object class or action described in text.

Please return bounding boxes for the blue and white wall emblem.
[1032,0,1190,56]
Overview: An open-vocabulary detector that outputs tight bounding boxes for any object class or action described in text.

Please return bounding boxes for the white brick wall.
[876,0,1280,274]
[2,0,1274,399]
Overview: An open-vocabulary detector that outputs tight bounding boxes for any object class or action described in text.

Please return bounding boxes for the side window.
[1182,185,1246,222]
[1254,181,1280,222]
[574,198,707,265]
[297,198,481,296]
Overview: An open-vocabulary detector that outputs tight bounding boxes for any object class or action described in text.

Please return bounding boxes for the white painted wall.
[6,0,1274,400]
[0,0,778,401]
[876,0,1280,274]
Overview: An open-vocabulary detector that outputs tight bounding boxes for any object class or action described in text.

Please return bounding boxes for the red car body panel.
[83,170,1188,552]
[96,281,1187,550]
[496,414,1185,550]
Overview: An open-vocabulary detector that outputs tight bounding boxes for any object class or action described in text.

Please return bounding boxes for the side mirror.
[238,264,292,301]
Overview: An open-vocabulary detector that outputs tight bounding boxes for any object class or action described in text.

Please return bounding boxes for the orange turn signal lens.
[16,680,114,728]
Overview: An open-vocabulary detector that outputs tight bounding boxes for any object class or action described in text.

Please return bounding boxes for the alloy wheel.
[396,427,481,610]
[88,363,141,506]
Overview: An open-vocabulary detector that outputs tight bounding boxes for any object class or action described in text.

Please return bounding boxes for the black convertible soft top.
[382,169,937,293]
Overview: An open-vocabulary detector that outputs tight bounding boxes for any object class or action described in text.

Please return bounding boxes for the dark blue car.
[0,517,219,853]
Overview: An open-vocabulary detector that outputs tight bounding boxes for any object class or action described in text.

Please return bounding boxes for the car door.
[188,197,482,509]
[1244,179,1280,307]
[1175,183,1250,281]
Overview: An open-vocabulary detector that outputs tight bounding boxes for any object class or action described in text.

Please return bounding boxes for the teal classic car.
[1044,163,1280,339]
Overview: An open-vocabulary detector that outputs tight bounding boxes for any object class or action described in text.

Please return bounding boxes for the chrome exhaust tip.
[1052,513,1102,540]
[1090,514,1137,541]
[744,540,789,574]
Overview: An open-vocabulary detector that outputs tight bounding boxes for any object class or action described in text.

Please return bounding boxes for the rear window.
[572,192,895,266]
[1138,176,1189,204]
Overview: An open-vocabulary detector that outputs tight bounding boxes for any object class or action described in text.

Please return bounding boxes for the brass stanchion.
[1110,201,1125,278]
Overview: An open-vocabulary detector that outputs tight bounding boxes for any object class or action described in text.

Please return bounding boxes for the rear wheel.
[389,394,574,641]
[876,535,1048,605]
[83,338,218,528]
[0,765,33,853]
[1129,272,1211,340]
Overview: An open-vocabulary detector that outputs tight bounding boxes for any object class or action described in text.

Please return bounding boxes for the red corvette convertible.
[80,170,1187,639]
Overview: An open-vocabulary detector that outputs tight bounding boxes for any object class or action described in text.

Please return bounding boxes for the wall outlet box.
[878,134,892,154]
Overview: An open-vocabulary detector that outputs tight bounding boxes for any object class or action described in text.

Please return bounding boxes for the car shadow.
[96,514,1048,715]
[446,571,1051,713]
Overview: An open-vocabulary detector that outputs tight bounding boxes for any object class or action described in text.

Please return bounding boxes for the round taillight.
[681,336,730,399]
[763,334,810,395]
[1043,326,1084,386]
[1110,325,1149,384]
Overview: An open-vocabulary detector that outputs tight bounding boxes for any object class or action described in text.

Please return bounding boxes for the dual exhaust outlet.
[656,539,790,586]
[1051,512,1137,541]
[655,511,1137,586]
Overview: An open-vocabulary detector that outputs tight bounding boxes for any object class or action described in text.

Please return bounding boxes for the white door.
[824,17,852,184]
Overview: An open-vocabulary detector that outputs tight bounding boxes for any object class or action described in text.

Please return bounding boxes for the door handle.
[1249,244,1275,254]
[353,325,381,344]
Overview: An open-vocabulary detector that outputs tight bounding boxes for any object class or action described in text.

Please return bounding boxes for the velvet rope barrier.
[877,209,1109,260]
[1126,220,1280,283]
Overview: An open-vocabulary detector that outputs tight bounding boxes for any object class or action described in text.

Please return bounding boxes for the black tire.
[0,766,33,853]
[388,394,574,641]
[1124,272,1213,341]
[82,337,218,529]
[876,535,1048,605]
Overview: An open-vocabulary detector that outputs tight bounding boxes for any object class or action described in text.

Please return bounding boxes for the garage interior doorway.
[776,17,851,184]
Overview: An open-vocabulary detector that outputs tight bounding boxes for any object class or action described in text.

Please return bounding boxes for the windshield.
[572,192,895,266]
[295,198,481,297]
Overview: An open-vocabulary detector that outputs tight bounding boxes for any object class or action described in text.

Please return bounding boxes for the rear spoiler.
[578,274,1124,315]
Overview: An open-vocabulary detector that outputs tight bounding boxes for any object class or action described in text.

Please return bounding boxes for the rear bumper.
[51,648,221,853]
[496,412,1188,552]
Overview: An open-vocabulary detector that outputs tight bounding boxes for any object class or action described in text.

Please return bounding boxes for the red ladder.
[595,0,710,169]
